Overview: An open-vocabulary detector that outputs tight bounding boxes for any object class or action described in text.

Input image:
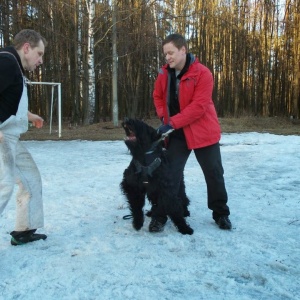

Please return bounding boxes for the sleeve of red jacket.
[170,67,214,129]
[153,69,166,120]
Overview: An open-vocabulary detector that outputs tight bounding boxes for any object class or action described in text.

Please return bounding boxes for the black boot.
[10,229,47,246]
[149,217,167,233]
[215,216,232,230]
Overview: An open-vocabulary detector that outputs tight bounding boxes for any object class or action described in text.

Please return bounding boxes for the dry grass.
[20,117,300,141]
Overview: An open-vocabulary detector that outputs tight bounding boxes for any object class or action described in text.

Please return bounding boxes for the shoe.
[10,230,47,246]
[149,218,167,233]
[215,216,232,230]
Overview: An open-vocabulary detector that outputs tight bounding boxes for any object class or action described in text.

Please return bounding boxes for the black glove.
[157,124,173,135]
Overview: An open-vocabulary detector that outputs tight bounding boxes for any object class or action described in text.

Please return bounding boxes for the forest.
[0,0,299,125]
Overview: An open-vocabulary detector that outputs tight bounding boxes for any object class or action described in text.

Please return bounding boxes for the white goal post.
[27,81,62,138]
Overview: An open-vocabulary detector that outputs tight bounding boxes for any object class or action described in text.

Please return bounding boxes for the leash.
[133,129,174,182]
[145,129,174,154]
[123,214,133,220]
[123,210,152,220]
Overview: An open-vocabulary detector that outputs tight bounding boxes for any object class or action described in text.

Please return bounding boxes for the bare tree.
[1,0,299,121]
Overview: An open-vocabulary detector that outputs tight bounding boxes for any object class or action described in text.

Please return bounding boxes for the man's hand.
[157,124,173,135]
[28,112,44,129]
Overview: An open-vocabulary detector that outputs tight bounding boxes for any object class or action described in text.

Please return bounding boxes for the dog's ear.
[121,117,129,128]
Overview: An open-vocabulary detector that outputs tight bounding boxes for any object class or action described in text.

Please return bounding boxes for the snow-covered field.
[0,132,299,300]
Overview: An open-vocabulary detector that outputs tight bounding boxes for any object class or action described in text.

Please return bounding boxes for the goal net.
[27,81,62,137]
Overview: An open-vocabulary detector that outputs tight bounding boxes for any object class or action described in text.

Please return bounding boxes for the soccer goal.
[27,81,62,137]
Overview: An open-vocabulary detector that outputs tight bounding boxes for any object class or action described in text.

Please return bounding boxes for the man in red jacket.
[151,33,231,232]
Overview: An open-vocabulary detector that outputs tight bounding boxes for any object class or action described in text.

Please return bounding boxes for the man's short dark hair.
[13,29,47,50]
[162,33,188,51]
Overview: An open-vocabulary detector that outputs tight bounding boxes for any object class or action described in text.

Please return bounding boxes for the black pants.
[152,135,230,221]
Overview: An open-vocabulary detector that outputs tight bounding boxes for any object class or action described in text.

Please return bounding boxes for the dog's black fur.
[120,118,193,235]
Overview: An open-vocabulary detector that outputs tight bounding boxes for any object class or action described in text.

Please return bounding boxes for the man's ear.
[23,42,31,54]
[180,46,187,54]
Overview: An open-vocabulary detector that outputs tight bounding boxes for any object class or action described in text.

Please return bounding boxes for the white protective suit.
[0,52,44,231]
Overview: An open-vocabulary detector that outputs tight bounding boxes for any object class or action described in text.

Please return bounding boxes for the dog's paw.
[145,210,152,217]
[183,227,194,235]
[132,218,144,231]
[177,224,194,235]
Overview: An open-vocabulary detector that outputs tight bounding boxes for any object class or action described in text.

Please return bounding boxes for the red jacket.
[153,56,221,149]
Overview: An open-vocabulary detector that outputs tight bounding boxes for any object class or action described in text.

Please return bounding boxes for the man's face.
[163,42,186,71]
[23,40,45,71]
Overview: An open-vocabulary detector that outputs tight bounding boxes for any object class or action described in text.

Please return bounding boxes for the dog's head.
[122,118,161,155]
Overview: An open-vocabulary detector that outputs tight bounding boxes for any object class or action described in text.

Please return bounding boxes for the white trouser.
[0,133,44,231]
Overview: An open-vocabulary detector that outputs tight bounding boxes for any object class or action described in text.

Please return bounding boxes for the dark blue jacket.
[0,46,24,122]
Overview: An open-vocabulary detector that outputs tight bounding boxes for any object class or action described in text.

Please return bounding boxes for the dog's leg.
[162,195,194,235]
[178,177,190,217]
[129,192,145,231]
[169,214,194,235]
[121,180,145,230]
[158,174,193,235]
[145,189,160,218]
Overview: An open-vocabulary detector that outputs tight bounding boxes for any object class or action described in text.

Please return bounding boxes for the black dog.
[120,118,193,235]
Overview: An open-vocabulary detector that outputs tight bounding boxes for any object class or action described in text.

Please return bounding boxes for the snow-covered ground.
[0,132,299,300]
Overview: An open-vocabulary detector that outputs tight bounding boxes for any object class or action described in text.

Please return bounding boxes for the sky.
[0,132,299,300]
